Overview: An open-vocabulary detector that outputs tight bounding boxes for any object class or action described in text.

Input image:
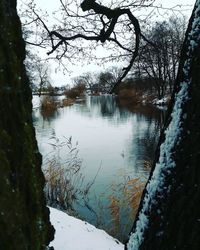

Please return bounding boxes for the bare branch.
[45,0,141,92]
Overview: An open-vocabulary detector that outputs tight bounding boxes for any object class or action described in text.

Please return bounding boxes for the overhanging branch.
[33,0,142,92]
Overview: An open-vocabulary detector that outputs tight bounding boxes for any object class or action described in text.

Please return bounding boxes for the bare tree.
[134,16,187,99]
[25,50,51,95]
[35,60,51,95]
[98,66,123,93]
[72,66,122,94]
[73,72,99,94]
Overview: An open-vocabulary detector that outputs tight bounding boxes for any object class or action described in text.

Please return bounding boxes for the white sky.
[18,0,196,86]
[33,0,195,15]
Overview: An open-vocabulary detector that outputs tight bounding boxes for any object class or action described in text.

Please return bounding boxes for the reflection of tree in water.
[137,122,159,165]
[125,108,166,174]
[90,95,118,117]
[77,95,166,170]
[79,95,134,123]
[117,98,166,126]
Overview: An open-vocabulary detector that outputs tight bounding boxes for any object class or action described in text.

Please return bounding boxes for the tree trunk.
[0,1,54,249]
[127,1,200,249]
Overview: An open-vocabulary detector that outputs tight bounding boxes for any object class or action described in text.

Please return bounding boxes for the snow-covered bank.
[49,207,124,250]
[152,97,169,110]
[152,97,169,106]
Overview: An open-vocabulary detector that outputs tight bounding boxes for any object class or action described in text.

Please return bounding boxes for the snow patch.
[152,97,168,106]
[49,207,124,250]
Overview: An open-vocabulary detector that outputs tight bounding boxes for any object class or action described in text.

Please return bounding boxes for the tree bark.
[127,1,200,249]
[0,0,54,249]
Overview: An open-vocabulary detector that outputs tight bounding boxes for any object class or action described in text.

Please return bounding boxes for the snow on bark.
[127,1,200,249]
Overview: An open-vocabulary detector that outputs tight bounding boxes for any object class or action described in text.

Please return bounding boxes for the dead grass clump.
[43,136,92,214]
[40,96,58,118]
[96,174,147,242]
[62,98,74,107]
[82,171,147,242]
[123,178,146,217]
[111,177,146,239]
[44,160,84,211]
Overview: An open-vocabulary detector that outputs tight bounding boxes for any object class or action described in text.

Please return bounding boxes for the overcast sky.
[33,0,195,15]
[19,0,196,86]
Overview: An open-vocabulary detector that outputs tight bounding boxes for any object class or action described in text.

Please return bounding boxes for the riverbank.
[116,91,170,110]
[49,207,124,250]
[38,93,170,112]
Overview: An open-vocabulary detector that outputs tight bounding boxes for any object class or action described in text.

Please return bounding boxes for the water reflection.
[33,94,166,191]
[89,95,118,117]
[33,94,166,239]
[77,95,151,125]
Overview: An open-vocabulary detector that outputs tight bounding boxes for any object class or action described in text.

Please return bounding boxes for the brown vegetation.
[65,83,85,99]
[62,98,74,107]
[117,89,140,105]
[107,176,146,241]
[92,173,148,242]
[40,96,58,119]
[40,95,76,119]
[44,159,84,212]
[43,136,92,215]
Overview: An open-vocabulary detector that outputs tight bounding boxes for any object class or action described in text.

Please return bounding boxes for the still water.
[33,94,165,240]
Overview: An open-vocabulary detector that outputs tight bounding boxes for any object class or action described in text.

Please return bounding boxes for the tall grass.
[43,136,88,213]
[94,173,147,242]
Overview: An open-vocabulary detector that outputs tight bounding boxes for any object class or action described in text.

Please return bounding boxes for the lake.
[32,94,165,241]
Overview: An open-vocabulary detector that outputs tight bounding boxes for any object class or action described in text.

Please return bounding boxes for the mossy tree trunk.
[127,1,200,249]
[0,0,54,249]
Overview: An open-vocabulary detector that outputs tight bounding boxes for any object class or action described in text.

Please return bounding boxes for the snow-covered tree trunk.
[127,1,200,249]
[0,0,54,249]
